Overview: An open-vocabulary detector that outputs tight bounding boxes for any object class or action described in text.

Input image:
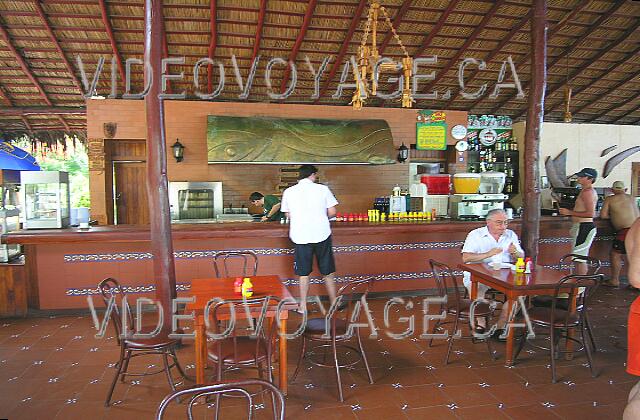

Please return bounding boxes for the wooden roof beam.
[589,91,640,123]
[207,0,217,93]
[444,9,531,108]
[279,0,318,93]
[539,21,640,117]
[251,0,267,64]
[572,67,640,117]
[32,0,83,93]
[420,0,506,94]
[412,0,460,58]
[98,0,126,85]
[616,104,640,124]
[314,0,367,104]
[489,0,625,115]
[0,107,86,116]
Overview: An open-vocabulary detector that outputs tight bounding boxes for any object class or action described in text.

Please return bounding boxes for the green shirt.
[263,195,283,221]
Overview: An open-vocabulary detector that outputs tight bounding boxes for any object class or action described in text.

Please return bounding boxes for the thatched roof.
[0,0,639,142]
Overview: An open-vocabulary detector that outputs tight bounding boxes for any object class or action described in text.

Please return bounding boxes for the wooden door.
[114,162,149,224]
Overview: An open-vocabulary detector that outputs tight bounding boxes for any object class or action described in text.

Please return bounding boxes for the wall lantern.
[397,143,409,163]
[172,139,185,162]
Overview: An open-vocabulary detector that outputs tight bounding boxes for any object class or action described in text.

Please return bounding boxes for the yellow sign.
[416,123,447,150]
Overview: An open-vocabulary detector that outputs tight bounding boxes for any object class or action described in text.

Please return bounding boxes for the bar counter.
[1,218,614,312]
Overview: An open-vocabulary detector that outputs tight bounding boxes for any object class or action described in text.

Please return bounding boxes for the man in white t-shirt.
[461,209,524,334]
[281,165,339,311]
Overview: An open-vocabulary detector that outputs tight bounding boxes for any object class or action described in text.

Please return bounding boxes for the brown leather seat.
[207,337,269,364]
[447,299,492,317]
[527,307,578,327]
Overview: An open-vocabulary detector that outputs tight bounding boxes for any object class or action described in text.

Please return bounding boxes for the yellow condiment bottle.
[241,277,253,298]
[515,258,525,273]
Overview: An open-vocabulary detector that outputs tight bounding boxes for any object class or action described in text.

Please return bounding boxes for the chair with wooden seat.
[213,250,259,278]
[155,378,285,420]
[291,278,375,402]
[427,259,497,364]
[207,296,279,418]
[98,278,187,406]
[514,273,603,383]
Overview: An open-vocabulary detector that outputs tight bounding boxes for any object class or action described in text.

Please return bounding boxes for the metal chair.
[532,254,601,350]
[98,278,187,406]
[155,379,285,420]
[213,250,259,278]
[514,273,603,383]
[428,260,497,364]
[207,296,279,419]
[291,278,375,402]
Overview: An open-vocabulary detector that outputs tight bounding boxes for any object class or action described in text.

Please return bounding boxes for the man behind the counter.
[280,164,339,312]
[249,192,283,222]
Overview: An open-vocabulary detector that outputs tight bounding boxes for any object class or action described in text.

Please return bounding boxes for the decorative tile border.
[63,236,612,264]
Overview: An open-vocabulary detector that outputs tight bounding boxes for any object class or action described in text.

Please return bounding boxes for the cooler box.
[421,174,451,195]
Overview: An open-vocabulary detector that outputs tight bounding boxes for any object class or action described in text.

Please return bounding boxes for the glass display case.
[169,181,223,223]
[0,208,21,262]
[21,171,70,229]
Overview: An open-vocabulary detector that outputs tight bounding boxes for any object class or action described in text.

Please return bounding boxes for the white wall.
[513,121,640,189]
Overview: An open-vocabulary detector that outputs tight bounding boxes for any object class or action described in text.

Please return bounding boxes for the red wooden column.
[521,0,547,260]
[144,0,177,327]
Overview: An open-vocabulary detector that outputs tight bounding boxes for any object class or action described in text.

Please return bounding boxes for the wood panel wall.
[87,100,467,224]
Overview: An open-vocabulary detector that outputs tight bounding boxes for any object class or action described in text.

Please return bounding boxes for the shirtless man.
[623,218,640,419]
[600,181,640,287]
[559,168,599,275]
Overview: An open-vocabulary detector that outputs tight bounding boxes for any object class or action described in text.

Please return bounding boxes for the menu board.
[416,111,447,150]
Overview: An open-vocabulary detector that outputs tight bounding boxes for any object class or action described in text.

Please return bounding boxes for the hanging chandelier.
[352,2,414,110]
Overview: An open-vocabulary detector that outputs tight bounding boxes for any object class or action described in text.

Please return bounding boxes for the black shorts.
[294,235,336,276]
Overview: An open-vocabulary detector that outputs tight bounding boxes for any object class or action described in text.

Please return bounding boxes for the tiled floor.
[0,286,636,419]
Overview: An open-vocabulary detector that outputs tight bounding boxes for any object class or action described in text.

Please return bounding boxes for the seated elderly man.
[461,208,524,335]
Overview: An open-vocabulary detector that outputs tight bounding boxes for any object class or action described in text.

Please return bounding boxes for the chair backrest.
[552,273,603,325]
[213,251,259,278]
[155,378,285,420]
[208,296,279,362]
[97,277,132,344]
[559,254,601,275]
[429,259,463,309]
[326,278,374,334]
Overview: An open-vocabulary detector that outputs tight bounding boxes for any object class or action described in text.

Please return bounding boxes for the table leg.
[279,318,288,394]
[471,279,478,300]
[195,321,206,384]
[504,299,515,366]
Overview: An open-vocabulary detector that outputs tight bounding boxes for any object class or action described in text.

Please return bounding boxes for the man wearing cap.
[600,181,640,288]
[559,168,599,275]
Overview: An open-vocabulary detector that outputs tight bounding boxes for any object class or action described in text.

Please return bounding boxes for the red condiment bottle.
[234,277,243,294]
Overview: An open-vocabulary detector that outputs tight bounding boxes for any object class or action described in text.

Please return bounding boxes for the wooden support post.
[144,0,177,329]
[521,0,547,261]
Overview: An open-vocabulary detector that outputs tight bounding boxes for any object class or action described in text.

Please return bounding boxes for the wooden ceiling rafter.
[572,67,640,117]
[251,0,267,64]
[0,19,70,131]
[444,10,532,108]
[32,0,83,93]
[538,20,640,118]
[590,91,640,124]
[410,0,461,59]
[419,0,507,95]
[490,0,627,116]
[314,0,367,104]
[207,0,217,93]
[98,0,126,85]
[279,0,318,93]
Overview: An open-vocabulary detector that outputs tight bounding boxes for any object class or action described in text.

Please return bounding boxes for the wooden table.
[458,263,572,366]
[186,275,296,393]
